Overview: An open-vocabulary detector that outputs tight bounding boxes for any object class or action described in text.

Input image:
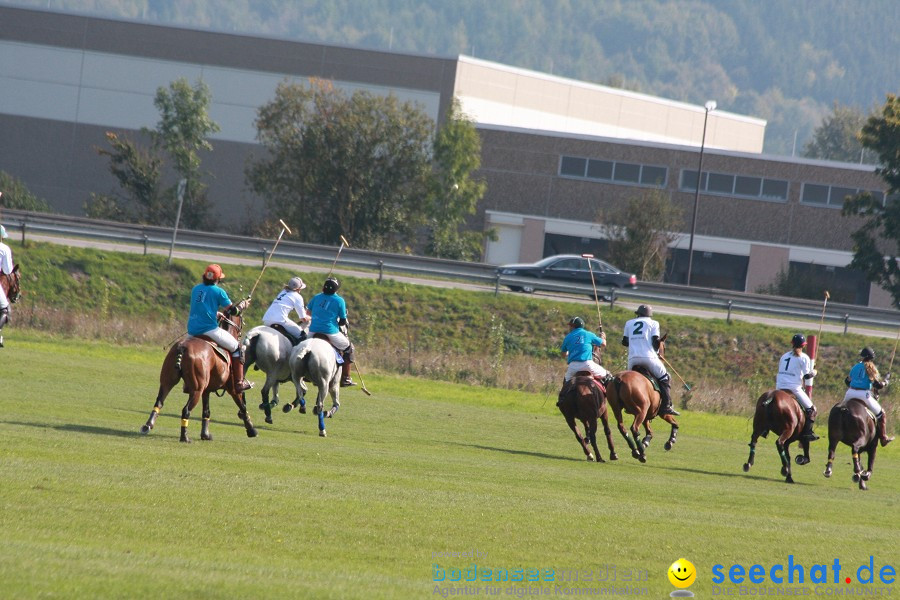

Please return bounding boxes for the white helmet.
[286,276,306,291]
[0,225,8,239]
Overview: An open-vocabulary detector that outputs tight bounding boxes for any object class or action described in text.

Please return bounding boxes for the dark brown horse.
[824,399,878,490]
[141,314,258,442]
[558,373,618,462]
[605,335,678,462]
[0,264,22,304]
[743,390,813,483]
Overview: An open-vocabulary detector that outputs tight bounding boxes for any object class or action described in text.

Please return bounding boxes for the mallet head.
[581,253,594,259]
[340,234,350,247]
[278,219,292,235]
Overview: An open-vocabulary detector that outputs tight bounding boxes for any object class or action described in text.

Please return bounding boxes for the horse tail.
[174,345,186,374]
[292,343,314,378]
[243,331,260,370]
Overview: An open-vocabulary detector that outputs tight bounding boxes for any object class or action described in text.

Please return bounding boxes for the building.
[0,5,889,306]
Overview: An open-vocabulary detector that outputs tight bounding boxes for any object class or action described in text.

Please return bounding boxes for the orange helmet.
[203,264,225,282]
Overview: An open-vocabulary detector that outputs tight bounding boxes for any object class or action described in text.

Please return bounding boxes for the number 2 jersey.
[775,350,813,389]
[623,316,660,358]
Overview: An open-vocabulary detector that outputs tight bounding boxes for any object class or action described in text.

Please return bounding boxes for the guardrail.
[3,208,899,331]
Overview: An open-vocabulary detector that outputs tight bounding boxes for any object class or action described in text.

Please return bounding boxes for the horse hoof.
[609,453,618,461]
[795,455,810,466]
[596,455,606,463]
[265,416,273,425]
[258,402,267,411]
[246,427,258,438]
[140,425,152,435]
[785,476,794,484]
[861,471,871,481]
[743,463,750,472]
[299,406,306,414]
[859,482,868,491]
[283,404,294,413]
[823,469,832,478]
[201,434,212,441]
[631,450,642,460]
[852,473,860,483]
[664,441,673,451]
[180,437,191,444]
[638,455,647,464]
[781,467,788,476]
[587,454,595,462]
[319,430,327,438]
[312,405,321,416]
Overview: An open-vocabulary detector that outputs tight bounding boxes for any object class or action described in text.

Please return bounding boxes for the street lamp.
[685,100,716,286]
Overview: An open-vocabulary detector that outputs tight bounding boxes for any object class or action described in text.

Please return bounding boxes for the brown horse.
[140,313,258,442]
[558,373,618,462]
[824,399,878,490]
[743,390,813,483]
[605,335,679,463]
[0,264,22,304]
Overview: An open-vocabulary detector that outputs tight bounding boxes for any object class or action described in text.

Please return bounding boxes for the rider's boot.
[230,354,253,392]
[658,374,679,416]
[877,411,894,447]
[0,306,8,348]
[340,361,356,387]
[801,407,819,441]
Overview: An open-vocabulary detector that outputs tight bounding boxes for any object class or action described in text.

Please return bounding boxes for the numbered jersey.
[624,316,660,358]
[775,351,813,389]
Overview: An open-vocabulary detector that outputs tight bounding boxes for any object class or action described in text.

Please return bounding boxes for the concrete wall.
[745,244,790,293]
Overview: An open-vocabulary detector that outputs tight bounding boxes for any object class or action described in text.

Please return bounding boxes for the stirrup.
[235,379,253,392]
[340,378,356,387]
[661,405,680,416]
[881,435,894,447]
[802,431,819,441]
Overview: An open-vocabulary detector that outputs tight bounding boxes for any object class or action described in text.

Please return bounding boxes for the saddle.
[193,335,231,364]
[841,398,877,422]
[270,324,306,346]
[632,366,661,392]
[572,371,606,396]
[311,333,345,364]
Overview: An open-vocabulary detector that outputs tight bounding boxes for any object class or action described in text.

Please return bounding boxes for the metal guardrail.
[4,208,899,331]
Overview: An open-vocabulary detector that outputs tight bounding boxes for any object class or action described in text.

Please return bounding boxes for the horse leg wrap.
[0,307,9,329]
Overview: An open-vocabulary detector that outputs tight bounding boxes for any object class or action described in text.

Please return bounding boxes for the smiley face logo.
[668,558,696,588]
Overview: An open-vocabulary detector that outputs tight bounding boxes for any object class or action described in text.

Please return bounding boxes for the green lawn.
[1,331,897,598]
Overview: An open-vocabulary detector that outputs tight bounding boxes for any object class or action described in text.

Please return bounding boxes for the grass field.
[1,331,898,598]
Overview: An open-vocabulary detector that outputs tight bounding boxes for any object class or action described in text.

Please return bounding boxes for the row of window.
[559,156,667,188]
[561,154,890,208]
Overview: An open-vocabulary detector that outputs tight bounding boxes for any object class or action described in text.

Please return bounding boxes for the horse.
[282,337,340,437]
[742,390,813,483]
[824,399,879,490]
[140,313,258,443]
[605,335,678,462]
[0,264,22,304]
[557,373,618,462]
[242,325,301,424]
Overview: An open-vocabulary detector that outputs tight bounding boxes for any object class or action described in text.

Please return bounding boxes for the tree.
[247,79,434,250]
[0,171,51,212]
[804,102,875,163]
[424,99,491,260]
[842,94,900,307]
[602,189,683,281]
[90,78,219,228]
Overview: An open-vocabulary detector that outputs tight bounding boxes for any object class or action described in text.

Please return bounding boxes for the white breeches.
[316,331,350,351]
[843,388,883,415]
[781,385,813,410]
[628,354,666,379]
[565,360,609,382]
[0,284,8,309]
[197,327,239,354]
[264,318,306,338]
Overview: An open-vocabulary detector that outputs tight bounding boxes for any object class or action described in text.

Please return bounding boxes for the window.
[613,162,640,183]
[761,179,788,200]
[802,184,829,205]
[734,176,761,196]
[549,258,581,270]
[829,187,856,207]
[680,169,707,192]
[707,172,735,194]
[640,165,667,186]
[586,159,613,180]
[560,156,586,177]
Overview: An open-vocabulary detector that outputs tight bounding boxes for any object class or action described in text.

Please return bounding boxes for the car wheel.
[522,286,535,293]
[507,286,523,292]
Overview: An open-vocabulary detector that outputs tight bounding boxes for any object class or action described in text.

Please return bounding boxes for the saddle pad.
[192,335,230,363]
[633,367,660,392]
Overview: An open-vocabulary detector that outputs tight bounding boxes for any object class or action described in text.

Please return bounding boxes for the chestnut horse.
[140,313,258,443]
[557,373,618,462]
[605,334,679,463]
[824,399,878,490]
[0,264,22,304]
[743,390,813,483]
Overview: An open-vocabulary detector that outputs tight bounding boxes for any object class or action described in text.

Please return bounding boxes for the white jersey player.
[775,333,818,441]
[262,277,310,343]
[0,225,14,347]
[621,304,678,416]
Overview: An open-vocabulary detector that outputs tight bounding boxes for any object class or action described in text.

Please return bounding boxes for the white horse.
[283,338,341,437]
[242,326,299,424]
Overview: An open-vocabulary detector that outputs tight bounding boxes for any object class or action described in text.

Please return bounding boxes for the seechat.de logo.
[712,556,896,586]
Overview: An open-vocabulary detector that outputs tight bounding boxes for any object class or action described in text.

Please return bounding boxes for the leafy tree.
[602,189,683,281]
[424,99,491,261]
[803,102,875,163]
[90,78,219,228]
[842,94,900,307]
[247,79,433,250]
[0,170,51,212]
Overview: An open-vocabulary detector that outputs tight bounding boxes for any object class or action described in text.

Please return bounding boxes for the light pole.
[685,100,716,286]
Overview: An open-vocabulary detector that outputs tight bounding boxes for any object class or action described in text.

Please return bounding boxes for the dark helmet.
[791,333,806,348]
[568,316,585,329]
[323,277,340,294]
[636,304,652,317]
[860,347,876,360]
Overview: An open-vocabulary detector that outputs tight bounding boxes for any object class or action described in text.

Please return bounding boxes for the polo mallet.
[659,355,692,392]
[887,325,900,376]
[816,290,830,341]
[248,219,292,299]
[807,290,830,396]
[581,253,603,332]
[328,235,351,276]
[353,363,373,396]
